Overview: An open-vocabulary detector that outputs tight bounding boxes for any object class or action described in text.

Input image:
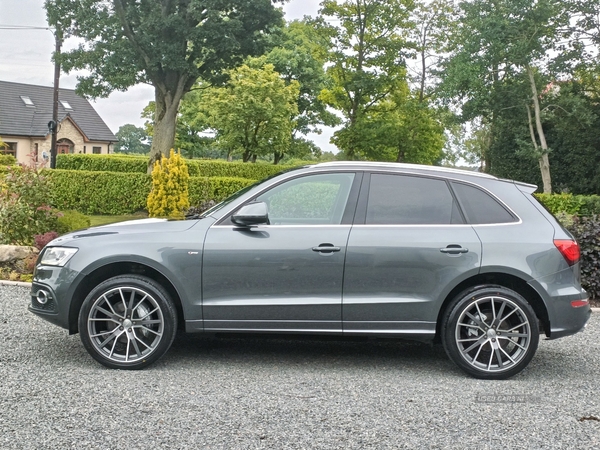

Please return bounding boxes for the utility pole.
[50,32,62,169]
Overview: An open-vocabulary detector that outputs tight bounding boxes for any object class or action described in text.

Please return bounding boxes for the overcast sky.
[0,0,337,152]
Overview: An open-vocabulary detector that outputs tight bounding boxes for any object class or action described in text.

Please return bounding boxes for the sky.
[0,0,336,152]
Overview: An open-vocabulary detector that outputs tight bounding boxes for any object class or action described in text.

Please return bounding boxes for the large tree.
[45,0,284,171]
[114,124,151,154]
[318,0,415,159]
[441,0,572,193]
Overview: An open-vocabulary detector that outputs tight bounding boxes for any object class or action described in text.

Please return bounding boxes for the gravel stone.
[1,285,599,449]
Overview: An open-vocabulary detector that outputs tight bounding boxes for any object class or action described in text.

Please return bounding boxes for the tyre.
[78,275,178,370]
[441,285,539,380]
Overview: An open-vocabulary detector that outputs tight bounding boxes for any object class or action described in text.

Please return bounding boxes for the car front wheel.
[442,286,539,380]
[78,275,177,370]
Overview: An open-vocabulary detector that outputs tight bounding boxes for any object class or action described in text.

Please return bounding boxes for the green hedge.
[56,153,305,179]
[535,193,600,216]
[44,169,255,215]
[0,154,17,166]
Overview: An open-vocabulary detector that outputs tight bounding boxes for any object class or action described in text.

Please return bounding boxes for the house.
[0,80,117,165]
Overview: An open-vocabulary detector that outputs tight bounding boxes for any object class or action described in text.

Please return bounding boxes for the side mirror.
[231,202,269,227]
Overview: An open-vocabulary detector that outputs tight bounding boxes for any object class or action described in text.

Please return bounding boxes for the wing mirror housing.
[232,202,269,227]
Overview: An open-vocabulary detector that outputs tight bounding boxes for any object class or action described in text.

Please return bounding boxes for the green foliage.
[114,124,151,154]
[46,0,284,161]
[55,154,303,179]
[46,169,151,215]
[0,154,16,166]
[319,0,415,159]
[57,154,148,173]
[567,216,600,299]
[0,166,59,245]
[147,150,190,219]
[535,194,584,215]
[535,194,600,216]
[56,210,91,234]
[188,177,256,206]
[203,64,300,163]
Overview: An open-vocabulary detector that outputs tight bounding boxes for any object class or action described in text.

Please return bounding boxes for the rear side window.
[366,174,463,225]
[451,182,517,224]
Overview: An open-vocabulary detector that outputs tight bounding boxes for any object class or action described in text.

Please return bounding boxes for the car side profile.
[29,162,591,379]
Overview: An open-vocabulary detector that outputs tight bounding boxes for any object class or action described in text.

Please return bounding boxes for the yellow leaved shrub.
[147,149,190,219]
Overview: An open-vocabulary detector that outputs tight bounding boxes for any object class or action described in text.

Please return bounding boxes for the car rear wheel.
[78,275,177,370]
[442,286,539,380]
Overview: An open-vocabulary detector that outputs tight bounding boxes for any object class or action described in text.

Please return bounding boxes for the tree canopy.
[45,0,285,170]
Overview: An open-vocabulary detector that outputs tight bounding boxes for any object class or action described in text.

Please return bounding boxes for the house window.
[1,142,17,157]
[92,146,101,154]
[83,146,87,154]
[20,96,34,106]
[60,100,73,110]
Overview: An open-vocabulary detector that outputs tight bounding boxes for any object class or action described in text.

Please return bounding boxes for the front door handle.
[312,244,341,254]
[440,245,469,255]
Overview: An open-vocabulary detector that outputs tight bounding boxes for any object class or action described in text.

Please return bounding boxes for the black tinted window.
[366,174,462,225]
[451,182,516,224]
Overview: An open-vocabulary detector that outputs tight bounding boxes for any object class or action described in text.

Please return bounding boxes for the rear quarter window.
[451,182,517,224]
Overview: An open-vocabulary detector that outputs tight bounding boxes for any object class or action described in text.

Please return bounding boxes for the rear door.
[342,172,482,337]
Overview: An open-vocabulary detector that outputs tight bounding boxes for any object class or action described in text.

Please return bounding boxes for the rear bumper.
[547,300,592,339]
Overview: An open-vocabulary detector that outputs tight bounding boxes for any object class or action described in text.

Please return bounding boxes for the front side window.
[366,174,462,225]
[92,146,101,154]
[256,173,355,225]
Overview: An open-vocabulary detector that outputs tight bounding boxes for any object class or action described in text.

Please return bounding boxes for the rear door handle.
[312,244,341,254]
[440,245,469,255]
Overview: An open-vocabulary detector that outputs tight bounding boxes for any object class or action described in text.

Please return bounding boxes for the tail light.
[554,239,580,266]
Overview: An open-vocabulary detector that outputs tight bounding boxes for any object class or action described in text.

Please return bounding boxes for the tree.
[261,20,341,143]
[114,124,150,154]
[204,64,300,163]
[318,0,415,159]
[441,0,572,193]
[45,0,284,171]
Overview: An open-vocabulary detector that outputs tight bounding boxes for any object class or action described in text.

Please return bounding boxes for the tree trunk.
[527,66,552,193]
[147,86,184,174]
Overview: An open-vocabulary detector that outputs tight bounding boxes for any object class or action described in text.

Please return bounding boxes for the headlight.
[40,247,78,267]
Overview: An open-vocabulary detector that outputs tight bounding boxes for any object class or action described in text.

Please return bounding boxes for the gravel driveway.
[1,284,599,449]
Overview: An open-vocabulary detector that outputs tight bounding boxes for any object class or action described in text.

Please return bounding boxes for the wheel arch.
[68,261,185,334]
[434,272,550,343]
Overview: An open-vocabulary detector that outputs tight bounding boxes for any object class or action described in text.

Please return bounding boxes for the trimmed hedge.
[56,153,305,179]
[44,169,255,215]
[535,193,600,216]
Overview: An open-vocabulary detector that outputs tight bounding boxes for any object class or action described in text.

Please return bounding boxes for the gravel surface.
[1,285,599,449]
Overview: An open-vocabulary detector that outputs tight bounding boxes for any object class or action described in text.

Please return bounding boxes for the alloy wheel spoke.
[462,335,488,354]
[494,347,504,369]
[464,311,486,330]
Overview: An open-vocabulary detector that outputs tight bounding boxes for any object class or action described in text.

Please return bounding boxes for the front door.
[202,172,358,333]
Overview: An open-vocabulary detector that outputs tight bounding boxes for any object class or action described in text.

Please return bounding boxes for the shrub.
[55,153,304,180]
[147,149,190,219]
[0,166,59,245]
[0,154,17,166]
[579,195,600,216]
[45,169,151,215]
[34,231,59,250]
[535,193,583,215]
[567,215,600,299]
[57,210,91,234]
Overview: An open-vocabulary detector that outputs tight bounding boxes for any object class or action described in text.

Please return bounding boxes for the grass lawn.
[89,214,148,227]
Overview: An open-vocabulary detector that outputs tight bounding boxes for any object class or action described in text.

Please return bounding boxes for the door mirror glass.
[232,202,269,227]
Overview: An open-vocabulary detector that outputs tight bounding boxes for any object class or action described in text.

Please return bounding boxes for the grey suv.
[29,162,591,379]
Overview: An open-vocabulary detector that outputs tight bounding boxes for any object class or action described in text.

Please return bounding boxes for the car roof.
[312,161,498,179]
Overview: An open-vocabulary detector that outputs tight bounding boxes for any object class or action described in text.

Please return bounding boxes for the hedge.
[44,169,255,215]
[56,153,305,179]
[0,154,17,166]
[535,193,600,216]
[568,216,600,299]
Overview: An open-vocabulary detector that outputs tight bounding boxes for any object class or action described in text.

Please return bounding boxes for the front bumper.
[29,265,81,332]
